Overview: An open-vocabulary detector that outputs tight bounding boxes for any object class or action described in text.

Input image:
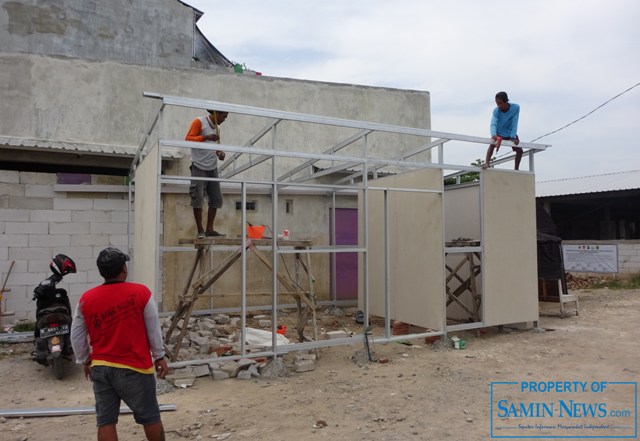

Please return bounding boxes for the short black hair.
[96,247,130,279]
[495,91,509,102]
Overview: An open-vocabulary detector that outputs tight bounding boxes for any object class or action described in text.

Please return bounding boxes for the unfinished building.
[131,93,549,362]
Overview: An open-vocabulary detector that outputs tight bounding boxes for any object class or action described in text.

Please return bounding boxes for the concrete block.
[236,370,252,380]
[0,246,7,260]
[5,222,48,234]
[0,209,30,222]
[8,247,52,260]
[220,362,241,378]
[192,364,211,378]
[237,358,256,368]
[72,210,109,222]
[49,222,90,235]
[30,210,71,222]
[295,359,316,373]
[0,234,28,247]
[53,198,94,210]
[90,222,128,235]
[211,370,230,381]
[0,171,20,184]
[213,314,230,324]
[25,185,56,198]
[208,361,223,370]
[191,335,210,348]
[199,318,217,332]
[110,211,129,223]
[165,372,196,388]
[19,172,56,185]
[296,353,317,362]
[4,271,44,286]
[29,234,70,247]
[325,330,349,339]
[248,364,260,378]
[94,199,128,211]
[10,197,53,210]
[70,235,111,246]
[0,183,25,197]
[109,234,128,246]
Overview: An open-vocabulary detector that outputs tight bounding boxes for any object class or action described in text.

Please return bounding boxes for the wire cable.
[492,81,640,162]
[529,81,640,143]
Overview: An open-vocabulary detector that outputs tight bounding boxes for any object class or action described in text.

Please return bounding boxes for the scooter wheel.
[53,357,65,380]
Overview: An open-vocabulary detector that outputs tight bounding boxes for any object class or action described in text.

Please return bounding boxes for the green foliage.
[591,274,640,290]
[444,159,483,186]
[11,322,36,332]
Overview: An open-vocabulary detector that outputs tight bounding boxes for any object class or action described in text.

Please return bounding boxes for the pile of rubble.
[161,312,324,387]
[565,273,614,290]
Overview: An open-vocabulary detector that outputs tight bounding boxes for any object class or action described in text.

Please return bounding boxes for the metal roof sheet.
[0,136,183,160]
[536,170,640,197]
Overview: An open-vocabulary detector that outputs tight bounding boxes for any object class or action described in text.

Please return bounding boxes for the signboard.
[562,244,618,273]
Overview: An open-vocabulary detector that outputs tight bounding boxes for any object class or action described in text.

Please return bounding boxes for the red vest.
[79,281,153,371]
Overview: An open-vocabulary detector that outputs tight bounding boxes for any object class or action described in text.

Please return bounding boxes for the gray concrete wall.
[0,0,204,69]
[0,53,430,153]
[0,171,130,323]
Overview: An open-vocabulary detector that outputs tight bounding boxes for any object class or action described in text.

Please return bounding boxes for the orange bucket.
[277,325,286,335]
[247,225,265,239]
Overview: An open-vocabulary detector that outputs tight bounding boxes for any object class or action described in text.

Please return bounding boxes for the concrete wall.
[0,171,130,322]
[0,0,205,69]
[563,240,640,277]
[0,53,430,155]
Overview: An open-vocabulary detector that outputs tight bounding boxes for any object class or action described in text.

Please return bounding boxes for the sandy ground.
[0,288,638,441]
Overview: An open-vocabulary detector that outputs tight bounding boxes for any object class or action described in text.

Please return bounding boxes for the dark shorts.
[190,165,223,209]
[495,136,522,152]
[91,365,160,427]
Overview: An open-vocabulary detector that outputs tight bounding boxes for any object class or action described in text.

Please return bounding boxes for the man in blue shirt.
[483,91,522,170]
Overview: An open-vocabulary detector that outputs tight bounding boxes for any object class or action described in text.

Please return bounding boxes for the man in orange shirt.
[71,247,169,441]
[185,110,228,238]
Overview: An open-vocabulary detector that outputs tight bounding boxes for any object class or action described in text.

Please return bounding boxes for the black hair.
[495,91,509,102]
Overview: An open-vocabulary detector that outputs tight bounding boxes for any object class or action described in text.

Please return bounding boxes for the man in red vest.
[71,247,169,441]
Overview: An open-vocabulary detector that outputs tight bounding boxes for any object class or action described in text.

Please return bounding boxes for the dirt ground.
[0,288,638,441]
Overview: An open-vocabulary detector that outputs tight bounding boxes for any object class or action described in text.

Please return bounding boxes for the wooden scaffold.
[163,237,318,361]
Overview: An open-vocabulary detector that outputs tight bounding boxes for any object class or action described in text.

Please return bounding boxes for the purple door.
[330,208,358,300]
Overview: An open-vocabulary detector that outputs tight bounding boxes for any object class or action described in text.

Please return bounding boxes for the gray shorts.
[190,165,223,209]
[91,365,160,427]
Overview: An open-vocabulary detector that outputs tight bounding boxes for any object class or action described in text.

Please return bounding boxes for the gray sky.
[184,0,639,182]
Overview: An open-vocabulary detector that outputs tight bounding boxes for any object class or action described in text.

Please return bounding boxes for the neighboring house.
[0,0,431,321]
[536,170,640,276]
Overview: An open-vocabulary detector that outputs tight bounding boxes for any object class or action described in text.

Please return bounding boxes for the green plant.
[444,159,482,186]
[12,322,36,332]
[591,274,640,290]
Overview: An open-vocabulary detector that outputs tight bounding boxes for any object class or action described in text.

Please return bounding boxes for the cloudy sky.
[184,0,639,182]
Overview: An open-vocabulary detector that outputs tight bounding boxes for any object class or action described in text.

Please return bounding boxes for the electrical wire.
[530,81,640,143]
[492,81,640,161]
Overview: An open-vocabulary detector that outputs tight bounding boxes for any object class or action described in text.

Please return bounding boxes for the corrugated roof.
[536,170,640,197]
[0,136,183,159]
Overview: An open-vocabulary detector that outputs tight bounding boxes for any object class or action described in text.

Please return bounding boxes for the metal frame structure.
[130,92,550,366]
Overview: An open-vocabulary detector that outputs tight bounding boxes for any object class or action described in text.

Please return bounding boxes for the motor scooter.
[32,254,76,379]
